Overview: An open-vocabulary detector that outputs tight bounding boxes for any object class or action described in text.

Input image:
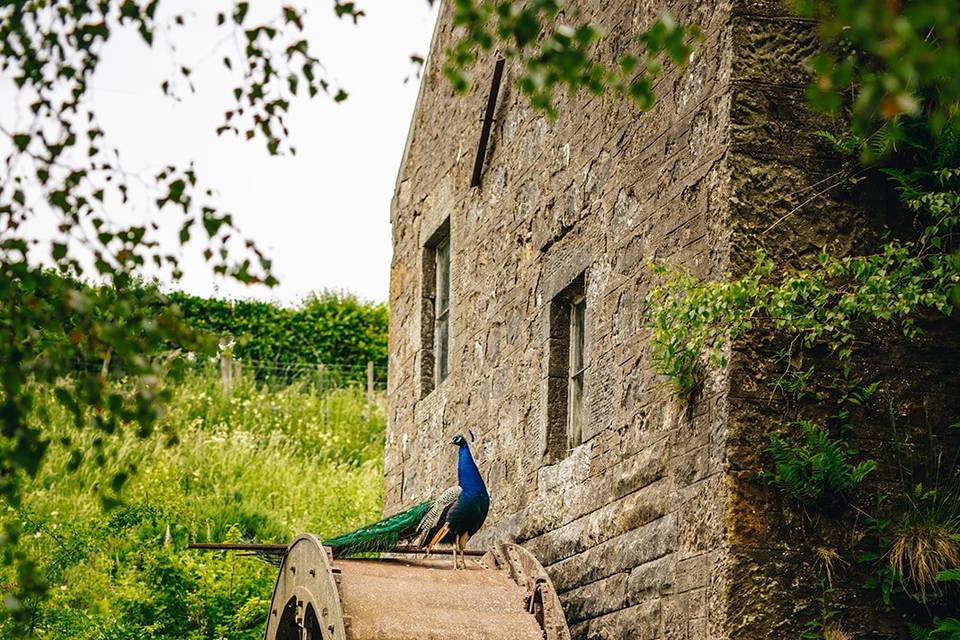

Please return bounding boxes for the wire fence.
[70,353,387,393]
[217,355,385,392]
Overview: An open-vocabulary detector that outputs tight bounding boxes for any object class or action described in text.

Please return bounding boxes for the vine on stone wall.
[648,159,960,404]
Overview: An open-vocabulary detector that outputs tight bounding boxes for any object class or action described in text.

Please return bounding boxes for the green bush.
[168,290,388,381]
[0,370,384,638]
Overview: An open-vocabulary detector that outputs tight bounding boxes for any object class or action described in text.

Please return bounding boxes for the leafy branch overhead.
[444,0,701,118]
[0,2,701,630]
[796,0,960,156]
[0,1,372,630]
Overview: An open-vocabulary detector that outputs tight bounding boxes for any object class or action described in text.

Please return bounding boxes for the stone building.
[385,1,959,638]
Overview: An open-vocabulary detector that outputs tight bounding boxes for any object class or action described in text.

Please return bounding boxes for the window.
[420,219,451,397]
[567,294,586,448]
[434,236,451,385]
[545,273,586,460]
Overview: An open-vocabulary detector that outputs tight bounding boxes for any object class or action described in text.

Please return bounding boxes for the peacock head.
[450,431,476,448]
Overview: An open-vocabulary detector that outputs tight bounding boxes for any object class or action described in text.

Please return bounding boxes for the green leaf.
[13,134,30,151]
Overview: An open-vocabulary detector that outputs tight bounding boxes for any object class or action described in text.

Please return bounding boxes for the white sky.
[2,1,439,305]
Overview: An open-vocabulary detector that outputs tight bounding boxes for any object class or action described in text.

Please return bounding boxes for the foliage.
[911,620,960,640]
[766,421,877,506]
[859,432,960,612]
[647,147,959,619]
[887,478,960,601]
[909,567,960,640]
[170,292,389,378]
[794,0,960,154]
[859,497,903,610]
[169,290,388,382]
[1,275,211,503]
[801,579,844,640]
[647,155,960,408]
[444,0,701,118]
[0,369,385,637]
[645,0,960,635]
[0,0,368,616]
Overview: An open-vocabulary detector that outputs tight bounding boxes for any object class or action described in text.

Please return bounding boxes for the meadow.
[2,370,385,639]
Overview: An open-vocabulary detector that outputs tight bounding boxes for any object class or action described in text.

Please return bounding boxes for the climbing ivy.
[648,162,960,408]
[647,112,960,640]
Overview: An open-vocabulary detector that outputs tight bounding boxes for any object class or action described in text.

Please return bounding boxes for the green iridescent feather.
[324,500,432,557]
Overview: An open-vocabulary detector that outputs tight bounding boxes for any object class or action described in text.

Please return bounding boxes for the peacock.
[324,432,489,569]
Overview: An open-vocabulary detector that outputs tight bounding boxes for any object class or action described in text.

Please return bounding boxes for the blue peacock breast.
[449,491,489,536]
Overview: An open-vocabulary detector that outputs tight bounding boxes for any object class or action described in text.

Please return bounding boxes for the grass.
[1,369,385,639]
[888,490,960,601]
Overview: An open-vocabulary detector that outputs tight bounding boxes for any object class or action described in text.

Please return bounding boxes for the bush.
[168,290,388,382]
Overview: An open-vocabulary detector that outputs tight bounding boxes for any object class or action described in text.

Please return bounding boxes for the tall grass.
[1,370,385,639]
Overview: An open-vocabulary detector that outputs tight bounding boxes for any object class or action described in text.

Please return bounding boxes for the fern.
[910,619,960,640]
[766,421,877,505]
[909,623,934,640]
[936,568,960,584]
[927,619,960,640]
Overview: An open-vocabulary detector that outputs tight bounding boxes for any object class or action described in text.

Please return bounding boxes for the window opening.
[434,236,451,385]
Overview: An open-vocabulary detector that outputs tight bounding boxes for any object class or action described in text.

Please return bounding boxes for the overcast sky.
[3,1,439,305]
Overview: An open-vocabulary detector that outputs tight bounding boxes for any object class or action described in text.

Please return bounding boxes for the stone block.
[559,572,630,624]
[548,513,678,593]
[568,600,660,640]
[527,477,671,566]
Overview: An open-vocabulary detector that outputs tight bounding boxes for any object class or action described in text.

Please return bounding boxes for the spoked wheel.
[264,534,346,640]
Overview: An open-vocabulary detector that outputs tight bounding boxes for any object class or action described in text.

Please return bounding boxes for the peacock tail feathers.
[324,500,432,557]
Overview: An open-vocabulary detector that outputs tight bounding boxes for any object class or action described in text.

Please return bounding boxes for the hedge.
[168,290,388,380]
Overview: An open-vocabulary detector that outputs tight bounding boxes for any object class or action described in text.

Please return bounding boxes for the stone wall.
[722,3,960,637]
[389,1,734,637]
[386,0,960,638]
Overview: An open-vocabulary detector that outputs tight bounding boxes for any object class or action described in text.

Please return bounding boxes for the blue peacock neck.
[457,445,487,497]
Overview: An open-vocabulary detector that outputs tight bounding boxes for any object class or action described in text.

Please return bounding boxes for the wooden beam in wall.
[470,58,506,188]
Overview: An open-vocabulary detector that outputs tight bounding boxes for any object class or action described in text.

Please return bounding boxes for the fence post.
[365,360,374,420]
[221,353,233,394]
[316,363,326,425]
[100,347,112,380]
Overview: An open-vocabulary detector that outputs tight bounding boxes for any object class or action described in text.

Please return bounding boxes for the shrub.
[168,290,389,382]
[889,483,960,601]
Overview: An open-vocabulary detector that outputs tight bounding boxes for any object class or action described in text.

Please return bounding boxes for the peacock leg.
[457,532,469,570]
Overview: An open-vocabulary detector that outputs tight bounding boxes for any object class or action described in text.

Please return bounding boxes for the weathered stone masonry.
[386,1,960,638]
